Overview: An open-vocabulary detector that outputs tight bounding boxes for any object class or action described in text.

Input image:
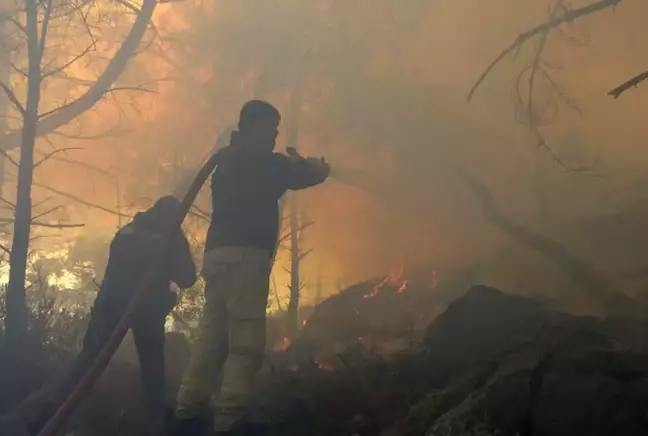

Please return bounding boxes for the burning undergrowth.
[254,286,648,436]
[4,280,648,436]
[290,264,445,359]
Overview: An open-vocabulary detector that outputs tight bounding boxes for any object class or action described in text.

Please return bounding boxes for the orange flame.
[316,361,334,371]
[431,269,438,289]
[364,263,407,298]
[274,336,292,351]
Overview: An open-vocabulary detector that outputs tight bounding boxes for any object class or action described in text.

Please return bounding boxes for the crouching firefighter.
[173,100,330,435]
[29,196,197,435]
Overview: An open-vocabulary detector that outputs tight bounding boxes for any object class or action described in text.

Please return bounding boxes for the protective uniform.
[69,200,196,427]
[175,131,329,433]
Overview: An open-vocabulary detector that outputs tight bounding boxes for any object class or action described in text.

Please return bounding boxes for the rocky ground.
[2,282,648,436]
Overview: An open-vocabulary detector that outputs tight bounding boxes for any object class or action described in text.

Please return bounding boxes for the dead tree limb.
[608,69,648,99]
[0,79,25,115]
[467,0,624,102]
[450,162,635,316]
[32,181,131,218]
[0,0,158,152]
[34,149,115,178]
[33,147,82,168]
[0,218,84,228]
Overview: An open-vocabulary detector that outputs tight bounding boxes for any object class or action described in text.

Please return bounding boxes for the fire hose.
[36,152,221,436]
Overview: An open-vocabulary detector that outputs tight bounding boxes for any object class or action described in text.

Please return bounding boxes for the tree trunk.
[0,17,10,203]
[287,196,300,337]
[286,90,301,337]
[0,0,157,153]
[4,0,42,347]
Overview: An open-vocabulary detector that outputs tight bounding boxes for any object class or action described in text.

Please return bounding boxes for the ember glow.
[316,361,334,371]
[431,270,439,289]
[274,336,292,352]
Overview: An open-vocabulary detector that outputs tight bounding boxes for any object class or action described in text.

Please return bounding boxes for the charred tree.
[287,195,301,336]
[286,90,302,337]
[282,89,315,337]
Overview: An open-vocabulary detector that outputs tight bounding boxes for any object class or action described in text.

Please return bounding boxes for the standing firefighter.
[173,100,330,435]
[29,196,197,435]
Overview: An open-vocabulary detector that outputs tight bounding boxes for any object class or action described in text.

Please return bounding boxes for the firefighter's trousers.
[175,246,271,432]
[71,302,169,415]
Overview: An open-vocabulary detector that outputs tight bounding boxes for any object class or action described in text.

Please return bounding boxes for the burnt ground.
[2,282,648,436]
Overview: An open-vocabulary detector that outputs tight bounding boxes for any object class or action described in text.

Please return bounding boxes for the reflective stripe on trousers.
[175,246,270,432]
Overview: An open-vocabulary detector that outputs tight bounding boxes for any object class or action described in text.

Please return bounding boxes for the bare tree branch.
[467,0,624,102]
[32,181,131,218]
[298,248,313,261]
[7,58,27,78]
[526,25,551,129]
[0,80,25,115]
[41,42,96,79]
[31,221,84,229]
[189,204,211,223]
[0,197,16,210]
[0,12,27,35]
[0,0,158,152]
[0,217,84,229]
[49,126,132,141]
[38,0,55,60]
[448,160,635,316]
[35,151,115,178]
[515,7,592,175]
[32,196,53,210]
[278,221,314,244]
[37,86,157,120]
[0,149,19,167]
[112,0,141,14]
[31,205,64,222]
[33,147,83,168]
[608,69,648,99]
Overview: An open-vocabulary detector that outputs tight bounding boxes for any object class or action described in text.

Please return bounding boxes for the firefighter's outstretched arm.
[282,146,330,190]
[171,232,197,289]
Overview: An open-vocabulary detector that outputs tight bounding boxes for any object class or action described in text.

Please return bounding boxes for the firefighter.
[29,196,197,435]
[173,100,330,435]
